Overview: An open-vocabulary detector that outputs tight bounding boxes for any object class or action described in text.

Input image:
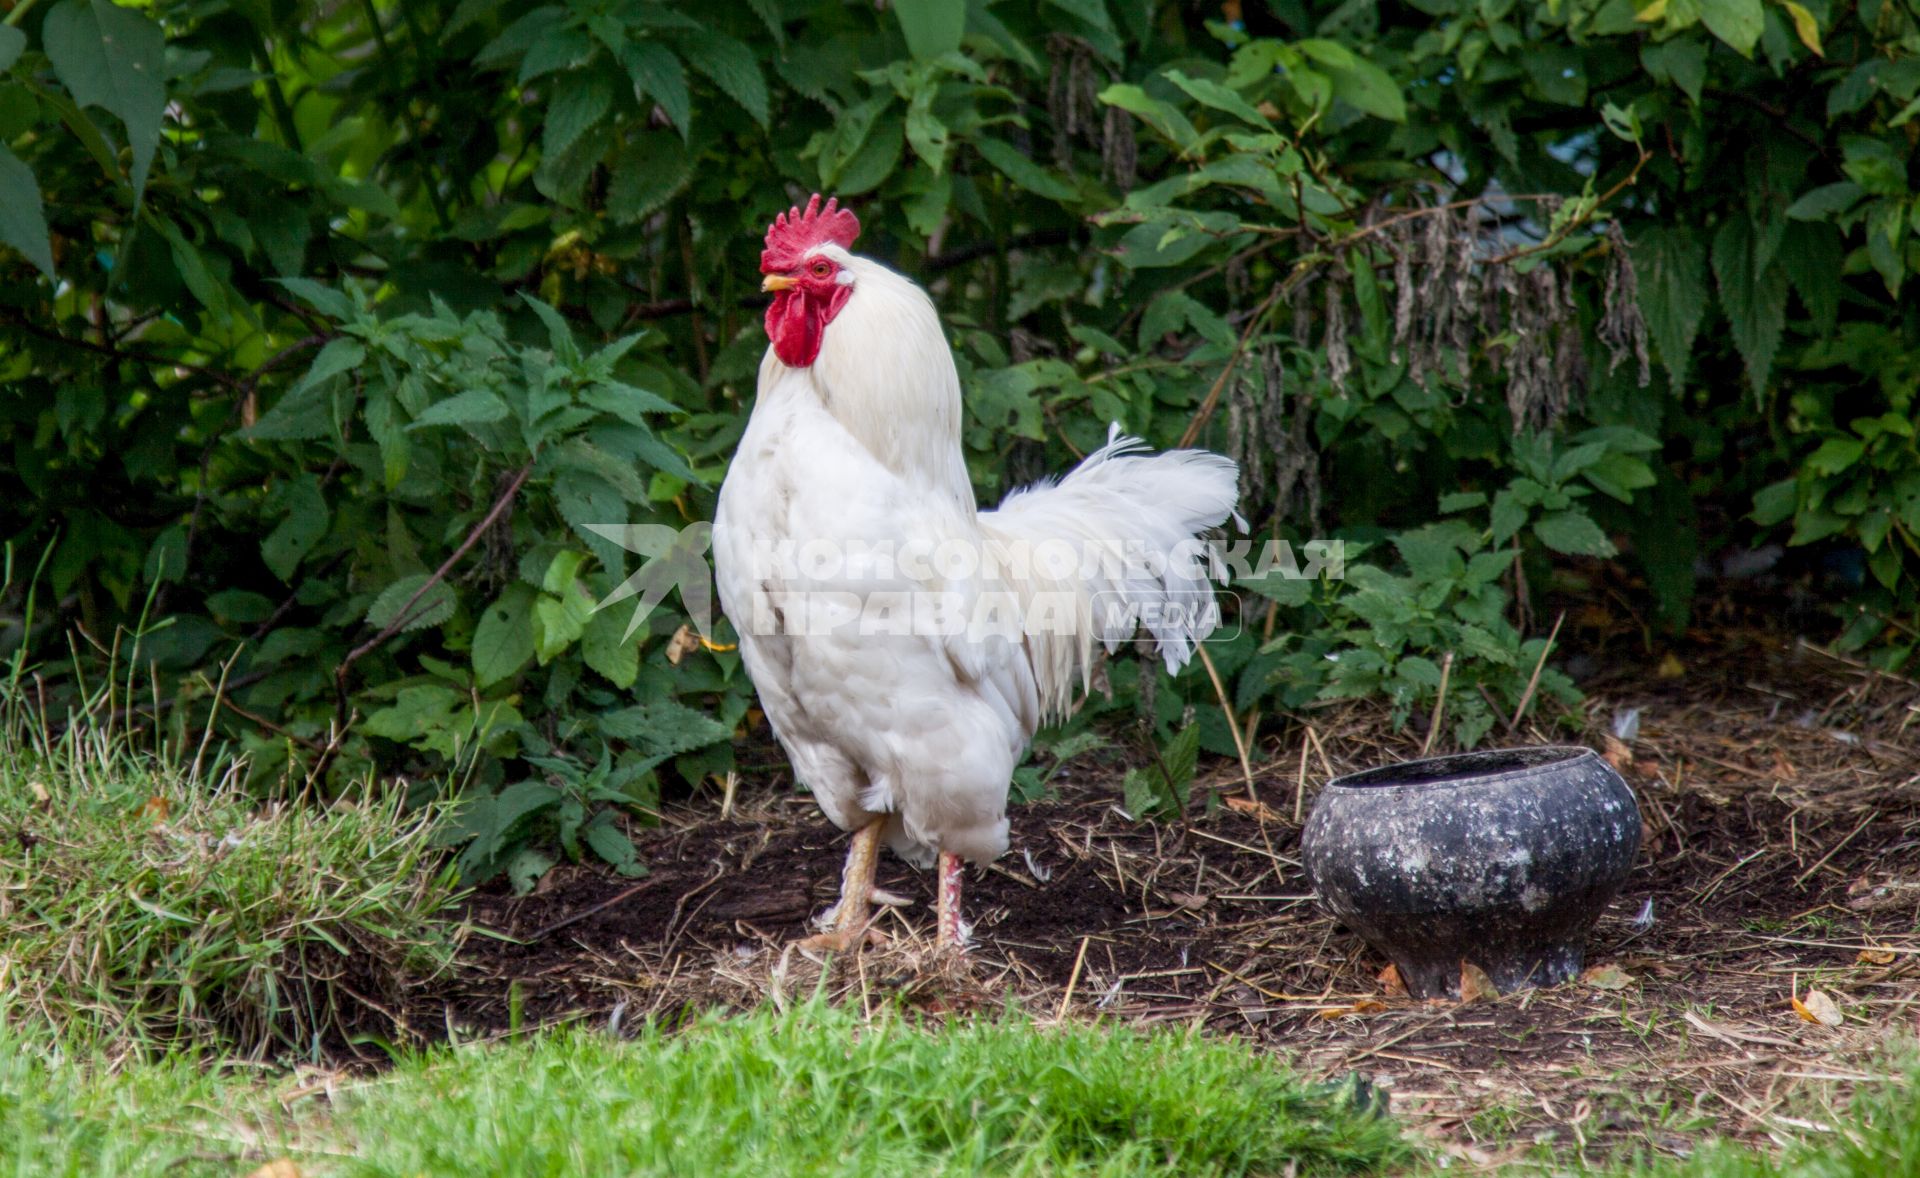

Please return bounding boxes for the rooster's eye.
[810,261,832,278]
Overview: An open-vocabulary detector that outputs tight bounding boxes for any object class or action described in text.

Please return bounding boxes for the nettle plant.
[229,284,744,877]
[6,0,1918,880]
[1234,429,1649,748]
[1023,25,1665,753]
[1751,328,1920,653]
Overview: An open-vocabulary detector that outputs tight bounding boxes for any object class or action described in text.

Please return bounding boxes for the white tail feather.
[977,427,1239,719]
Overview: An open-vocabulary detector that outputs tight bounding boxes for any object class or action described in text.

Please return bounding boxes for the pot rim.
[1323,745,1601,794]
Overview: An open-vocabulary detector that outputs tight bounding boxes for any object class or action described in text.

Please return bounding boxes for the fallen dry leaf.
[1856,948,1898,966]
[1846,877,1920,912]
[1459,961,1499,1004]
[1377,963,1407,998]
[1683,1010,1800,1049]
[664,624,703,666]
[1601,735,1633,772]
[1792,988,1844,1027]
[1223,796,1282,822]
[138,795,170,822]
[1580,963,1635,991]
[1434,1140,1531,1167]
[28,780,50,805]
[1316,999,1388,1019]
[244,1162,302,1178]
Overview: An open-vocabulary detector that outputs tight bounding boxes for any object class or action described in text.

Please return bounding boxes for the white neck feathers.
[760,252,975,513]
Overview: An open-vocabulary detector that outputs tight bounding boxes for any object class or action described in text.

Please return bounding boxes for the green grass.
[0,1031,253,1176]
[7,1001,1918,1178]
[0,1000,1410,1176]
[1441,1053,1920,1178]
[1658,1058,1920,1178]
[0,602,1913,1177]
[0,739,457,1056]
[1605,1078,1920,1178]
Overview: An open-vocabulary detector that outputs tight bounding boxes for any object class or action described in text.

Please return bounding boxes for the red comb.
[760,194,861,273]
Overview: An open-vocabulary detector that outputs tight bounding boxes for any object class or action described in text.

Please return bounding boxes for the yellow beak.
[761,273,797,293]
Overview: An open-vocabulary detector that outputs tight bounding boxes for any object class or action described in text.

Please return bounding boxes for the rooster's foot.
[795,924,887,953]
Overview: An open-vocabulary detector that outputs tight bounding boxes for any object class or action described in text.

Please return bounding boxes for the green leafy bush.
[2,0,1917,878]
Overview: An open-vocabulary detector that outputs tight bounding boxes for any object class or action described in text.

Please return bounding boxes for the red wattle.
[765,285,852,369]
[767,291,823,368]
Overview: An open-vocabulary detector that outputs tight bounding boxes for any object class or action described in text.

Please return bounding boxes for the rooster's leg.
[798,818,886,952]
[935,852,967,949]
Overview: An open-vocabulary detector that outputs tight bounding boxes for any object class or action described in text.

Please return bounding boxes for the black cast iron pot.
[1301,746,1640,999]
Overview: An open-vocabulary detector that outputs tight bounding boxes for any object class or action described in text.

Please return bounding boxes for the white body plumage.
[713,244,1238,869]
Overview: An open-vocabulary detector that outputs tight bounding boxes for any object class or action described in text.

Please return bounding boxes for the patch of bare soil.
[364,629,1919,1165]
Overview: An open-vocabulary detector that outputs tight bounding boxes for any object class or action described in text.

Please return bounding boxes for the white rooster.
[713,195,1238,951]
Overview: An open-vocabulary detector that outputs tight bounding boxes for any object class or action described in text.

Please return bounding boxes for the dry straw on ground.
[353,627,1920,1162]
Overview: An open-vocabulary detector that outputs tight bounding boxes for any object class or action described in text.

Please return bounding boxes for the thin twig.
[1292,731,1312,824]
[1510,611,1566,731]
[218,694,328,754]
[1304,723,1336,778]
[1194,644,1256,802]
[1791,814,1876,889]
[525,877,661,943]
[0,309,245,389]
[1056,935,1092,1020]
[1177,278,1290,448]
[1421,651,1454,758]
[191,651,239,783]
[1485,146,1651,267]
[329,462,534,748]
[1695,847,1769,903]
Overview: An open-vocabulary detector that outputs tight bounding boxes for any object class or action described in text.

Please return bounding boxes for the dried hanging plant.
[1500,266,1576,435]
[1049,35,1134,186]
[1269,349,1323,526]
[1290,269,1317,346]
[1101,104,1137,188]
[1296,197,1651,432]
[1598,220,1652,387]
[1324,274,1352,394]
[1227,346,1323,528]
[1047,36,1100,168]
[1390,236,1414,367]
[1008,326,1045,363]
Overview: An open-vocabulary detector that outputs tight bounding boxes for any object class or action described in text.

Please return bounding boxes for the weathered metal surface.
[1302,746,1641,999]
